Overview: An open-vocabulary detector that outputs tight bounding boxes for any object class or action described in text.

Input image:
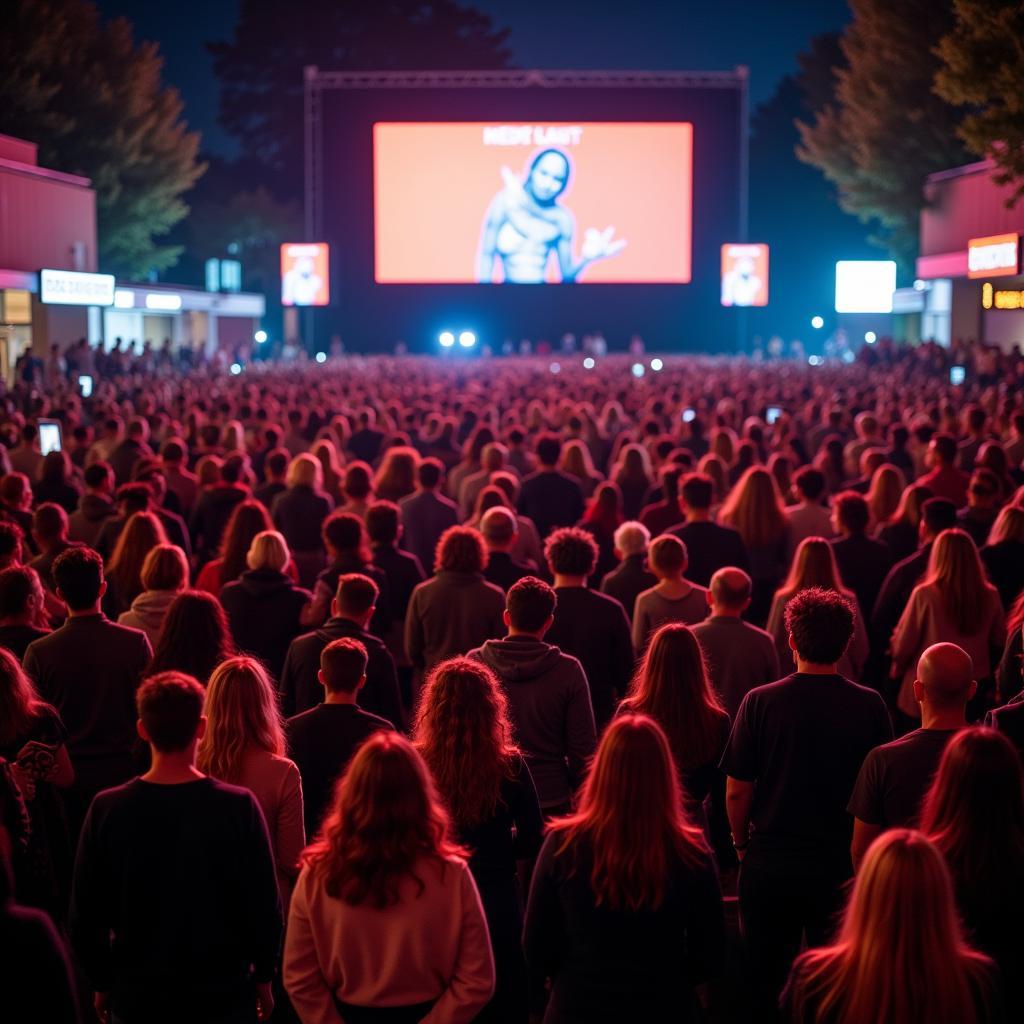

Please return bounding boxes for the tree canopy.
[935,0,1024,203]
[796,0,970,272]
[0,0,205,278]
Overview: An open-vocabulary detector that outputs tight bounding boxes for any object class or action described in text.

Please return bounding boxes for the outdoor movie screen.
[373,122,693,285]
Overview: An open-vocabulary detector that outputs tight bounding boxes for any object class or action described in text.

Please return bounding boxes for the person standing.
[517,434,585,539]
[600,521,656,623]
[70,672,282,1024]
[722,587,891,1017]
[669,473,750,588]
[398,458,459,576]
[631,535,708,655]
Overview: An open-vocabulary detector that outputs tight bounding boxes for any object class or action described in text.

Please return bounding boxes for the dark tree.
[797,0,970,272]
[936,0,1024,204]
[0,0,205,277]
[209,0,512,199]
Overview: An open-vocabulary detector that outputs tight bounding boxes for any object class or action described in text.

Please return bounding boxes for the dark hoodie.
[470,636,596,810]
[69,493,118,548]
[219,569,311,683]
[190,484,250,564]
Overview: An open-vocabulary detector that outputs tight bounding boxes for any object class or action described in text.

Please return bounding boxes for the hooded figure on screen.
[476,148,627,283]
[721,255,763,307]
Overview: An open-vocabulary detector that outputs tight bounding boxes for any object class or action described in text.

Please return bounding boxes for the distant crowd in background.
[2,342,1024,1023]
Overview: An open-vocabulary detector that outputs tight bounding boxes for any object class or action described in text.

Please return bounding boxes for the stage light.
[458,330,476,348]
[631,363,645,379]
[439,331,455,348]
[549,362,561,374]
[834,260,896,313]
[230,363,242,375]
[811,316,824,330]
[650,358,663,372]
[315,351,327,364]
[808,355,823,366]
[583,357,595,369]
[864,331,877,344]
[254,330,268,344]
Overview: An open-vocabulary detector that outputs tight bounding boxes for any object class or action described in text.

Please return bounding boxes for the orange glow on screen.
[280,243,330,306]
[720,243,769,307]
[373,122,693,284]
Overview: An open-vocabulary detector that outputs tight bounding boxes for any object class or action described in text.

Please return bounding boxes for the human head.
[287,453,322,490]
[793,466,826,504]
[708,566,752,616]
[679,472,714,515]
[323,512,368,560]
[967,468,1000,510]
[544,527,598,580]
[647,534,688,581]
[505,576,556,635]
[1,473,32,511]
[342,461,373,501]
[374,447,419,501]
[920,497,958,542]
[160,438,187,467]
[783,536,844,593]
[217,499,274,584]
[221,452,248,485]
[246,530,290,573]
[613,520,650,559]
[435,526,487,575]
[39,449,71,485]
[525,148,570,204]
[0,646,41,746]
[52,546,105,611]
[0,565,44,624]
[140,544,189,592]
[332,573,379,624]
[263,447,290,483]
[83,461,114,494]
[417,457,444,491]
[480,506,518,551]
[136,671,205,754]
[197,656,283,782]
[987,504,1024,546]
[785,586,855,666]
[31,503,68,547]
[319,637,368,695]
[535,433,563,469]
[911,642,976,712]
[925,529,989,634]
[928,433,958,468]
[832,491,870,536]
[365,501,401,547]
[148,591,233,684]
[0,521,23,569]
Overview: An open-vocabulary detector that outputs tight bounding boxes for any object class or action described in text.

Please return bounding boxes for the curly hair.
[544,527,599,578]
[414,657,520,826]
[435,526,487,574]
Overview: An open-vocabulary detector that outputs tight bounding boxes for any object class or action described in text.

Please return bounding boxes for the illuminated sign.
[113,289,135,308]
[281,243,330,306]
[145,292,183,311]
[721,244,769,307]
[834,261,897,314]
[981,282,1024,310]
[2,290,31,324]
[39,269,115,307]
[968,233,1019,279]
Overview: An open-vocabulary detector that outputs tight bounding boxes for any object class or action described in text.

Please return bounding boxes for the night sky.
[95,0,852,157]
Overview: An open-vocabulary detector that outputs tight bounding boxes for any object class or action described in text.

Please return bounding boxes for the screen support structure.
[303,67,750,353]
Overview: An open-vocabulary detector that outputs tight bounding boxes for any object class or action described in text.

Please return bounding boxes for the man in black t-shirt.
[668,473,749,586]
[517,434,584,539]
[849,643,973,868]
[286,637,394,838]
[721,587,891,1018]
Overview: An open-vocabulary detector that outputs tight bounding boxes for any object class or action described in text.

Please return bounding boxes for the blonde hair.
[196,454,223,487]
[780,537,849,598]
[719,466,787,548]
[287,453,322,490]
[561,439,597,482]
[196,656,284,783]
[246,530,290,572]
[925,529,994,635]
[866,464,906,527]
[988,504,1024,546]
[140,543,189,592]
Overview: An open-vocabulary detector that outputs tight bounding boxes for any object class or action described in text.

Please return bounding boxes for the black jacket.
[600,554,657,622]
[190,484,250,565]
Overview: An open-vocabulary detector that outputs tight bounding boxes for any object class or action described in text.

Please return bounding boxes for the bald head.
[709,567,752,615]
[915,643,976,709]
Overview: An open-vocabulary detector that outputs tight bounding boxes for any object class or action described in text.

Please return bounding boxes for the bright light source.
[439,331,455,348]
[808,355,823,366]
[811,315,824,330]
[113,289,135,309]
[913,279,926,291]
[834,260,897,313]
[583,357,595,369]
[254,330,268,344]
[229,363,242,375]
[458,330,476,348]
[549,362,561,374]
[631,363,645,379]
[864,331,877,344]
[145,292,183,311]
[650,357,664,372]
[315,351,327,364]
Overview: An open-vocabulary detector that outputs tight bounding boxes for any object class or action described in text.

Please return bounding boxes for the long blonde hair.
[719,466,787,548]
[925,529,993,635]
[988,504,1024,546]
[779,537,850,599]
[866,464,906,527]
[788,830,991,1024]
[560,439,598,483]
[196,656,284,783]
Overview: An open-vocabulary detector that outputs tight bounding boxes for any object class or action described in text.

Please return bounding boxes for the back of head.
[648,534,687,577]
[137,671,205,753]
[793,466,826,503]
[786,536,842,593]
[506,576,556,633]
[32,502,68,543]
[480,506,517,547]
[834,490,869,535]
[613,520,650,558]
[323,511,367,555]
[365,501,400,546]
[334,572,379,619]
[915,642,975,712]
[264,447,290,480]
[160,438,186,465]
[922,497,957,538]
[150,590,232,683]
[343,461,372,500]
[989,504,1024,546]
[246,530,290,573]
[116,482,152,515]
[221,452,247,484]
[141,543,189,592]
[679,472,713,512]
[926,529,987,633]
[709,566,752,612]
[320,637,369,694]
[931,433,958,466]
[53,546,104,610]
[417,457,443,490]
[784,587,854,666]
[435,525,486,575]
[84,461,114,491]
[287,453,321,490]
[535,433,562,468]
[544,526,598,579]
[0,472,30,507]
[0,565,41,621]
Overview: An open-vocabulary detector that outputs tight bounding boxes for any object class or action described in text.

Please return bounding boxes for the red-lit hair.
[549,714,708,912]
[302,732,467,908]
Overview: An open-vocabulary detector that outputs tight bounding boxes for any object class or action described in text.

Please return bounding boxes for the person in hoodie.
[280,572,403,728]
[68,461,119,549]
[469,576,596,818]
[219,531,311,684]
[190,452,251,567]
[117,544,189,645]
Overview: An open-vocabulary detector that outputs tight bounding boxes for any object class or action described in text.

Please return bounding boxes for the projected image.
[721,243,769,307]
[374,123,692,284]
[281,243,330,306]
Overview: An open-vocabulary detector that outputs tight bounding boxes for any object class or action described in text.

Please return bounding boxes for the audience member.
[599,520,656,622]
[117,543,188,644]
[829,491,893,622]
[670,472,750,587]
[147,590,233,686]
[876,482,932,563]
[784,467,833,560]
[981,504,1024,610]
[399,457,459,573]
[480,506,532,593]
[632,535,708,654]
[920,433,970,507]
[271,453,334,586]
[517,434,585,539]
[33,449,80,513]
[0,566,50,658]
[68,461,118,548]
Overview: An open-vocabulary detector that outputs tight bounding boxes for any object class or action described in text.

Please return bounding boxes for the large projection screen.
[374,122,693,285]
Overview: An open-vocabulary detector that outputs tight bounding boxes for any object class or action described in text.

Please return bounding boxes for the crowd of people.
[2,346,1024,1023]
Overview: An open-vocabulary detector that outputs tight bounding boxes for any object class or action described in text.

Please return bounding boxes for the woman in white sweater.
[284,732,494,1024]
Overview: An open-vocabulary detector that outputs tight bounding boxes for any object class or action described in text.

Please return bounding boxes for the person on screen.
[282,255,323,306]
[721,255,762,307]
[476,149,626,284]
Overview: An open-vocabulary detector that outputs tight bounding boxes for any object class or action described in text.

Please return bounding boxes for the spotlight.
[439,331,455,348]
[583,357,595,369]
[254,330,268,344]
[315,351,327,364]
[229,363,242,375]
[631,363,645,379]
[549,362,561,374]
[650,357,663,372]
[864,331,877,344]
[811,316,824,330]
[458,330,476,349]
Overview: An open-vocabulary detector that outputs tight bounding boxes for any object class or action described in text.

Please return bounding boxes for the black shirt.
[721,673,892,869]
[668,521,750,588]
[285,703,394,837]
[518,470,585,539]
[0,623,51,661]
[847,728,959,828]
[70,778,282,1023]
[484,550,535,593]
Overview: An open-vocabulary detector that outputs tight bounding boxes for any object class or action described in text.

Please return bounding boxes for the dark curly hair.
[544,527,598,578]
[784,586,855,666]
